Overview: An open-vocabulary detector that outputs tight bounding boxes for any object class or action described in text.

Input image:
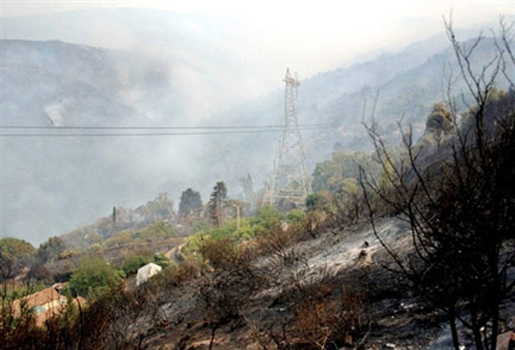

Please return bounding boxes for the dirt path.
[164,244,184,265]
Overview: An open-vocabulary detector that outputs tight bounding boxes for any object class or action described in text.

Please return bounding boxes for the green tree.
[0,238,35,280]
[312,151,379,193]
[209,182,228,228]
[179,188,203,217]
[250,205,283,231]
[240,173,256,207]
[144,192,174,222]
[0,237,35,261]
[425,102,453,133]
[36,236,65,263]
[68,257,123,298]
[305,191,333,212]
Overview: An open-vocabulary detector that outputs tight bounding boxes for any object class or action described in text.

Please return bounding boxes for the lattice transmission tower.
[264,69,311,207]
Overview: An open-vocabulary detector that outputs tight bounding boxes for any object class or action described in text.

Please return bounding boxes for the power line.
[0,123,334,130]
[0,125,333,137]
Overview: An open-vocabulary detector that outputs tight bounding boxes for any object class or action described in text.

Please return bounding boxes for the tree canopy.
[209,182,228,227]
[179,188,203,217]
[0,237,35,261]
[312,151,379,194]
[68,257,123,298]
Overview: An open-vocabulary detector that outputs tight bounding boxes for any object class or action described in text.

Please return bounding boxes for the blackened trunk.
[448,309,460,350]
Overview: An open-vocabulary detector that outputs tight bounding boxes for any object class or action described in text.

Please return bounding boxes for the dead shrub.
[144,260,200,293]
[246,272,370,350]
[326,193,369,230]
[79,261,202,349]
[253,228,301,268]
[196,257,262,349]
[199,236,238,270]
[288,210,329,240]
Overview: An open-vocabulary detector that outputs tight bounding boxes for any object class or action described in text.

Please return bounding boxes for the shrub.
[121,255,152,276]
[67,257,123,299]
[285,209,306,224]
[200,236,238,270]
[246,279,369,350]
[250,205,283,231]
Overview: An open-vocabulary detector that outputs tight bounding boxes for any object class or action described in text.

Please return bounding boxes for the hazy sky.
[2,0,513,21]
[2,0,514,80]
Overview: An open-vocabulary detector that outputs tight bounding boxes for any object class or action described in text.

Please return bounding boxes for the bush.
[200,236,238,270]
[250,205,283,231]
[121,255,152,276]
[133,221,175,241]
[153,253,172,269]
[285,209,306,224]
[67,257,123,299]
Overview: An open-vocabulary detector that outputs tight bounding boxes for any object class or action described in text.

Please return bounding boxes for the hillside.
[2,32,512,244]
[1,5,514,350]
[200,36,514,192]
[1,39,182,122]
[0,40,204,243]
[1,83,514,349]
[0,8,273,119]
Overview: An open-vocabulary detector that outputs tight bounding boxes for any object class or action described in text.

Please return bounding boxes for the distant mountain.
[201,36,514,191]
[1,39,186,123]
[1,10,511,244]
[0,8,273,120]
[0,40,203,243]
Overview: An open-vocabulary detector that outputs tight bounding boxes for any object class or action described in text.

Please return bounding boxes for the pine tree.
[179,188,203,217]
[208,182,228,227]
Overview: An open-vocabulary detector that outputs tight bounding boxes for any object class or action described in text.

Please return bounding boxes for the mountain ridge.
[1,19,512,244]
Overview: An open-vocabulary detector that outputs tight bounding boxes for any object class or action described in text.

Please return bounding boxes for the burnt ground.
[98,218,514,350]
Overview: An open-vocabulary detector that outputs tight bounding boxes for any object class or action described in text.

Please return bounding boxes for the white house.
[136,262,162,286]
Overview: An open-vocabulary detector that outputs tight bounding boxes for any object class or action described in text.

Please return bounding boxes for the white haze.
[0,1,513,245]
[2,1,513,100]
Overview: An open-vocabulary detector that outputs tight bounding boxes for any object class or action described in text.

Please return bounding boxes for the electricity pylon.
[264,69,311,207]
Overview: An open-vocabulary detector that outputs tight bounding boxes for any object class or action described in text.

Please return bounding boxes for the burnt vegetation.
[1,20,514,350]
[360,19,515,350]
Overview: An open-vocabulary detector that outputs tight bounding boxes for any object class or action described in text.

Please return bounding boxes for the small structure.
[12,283,84,327]
[136,263,162,286]
[497,330,515,350]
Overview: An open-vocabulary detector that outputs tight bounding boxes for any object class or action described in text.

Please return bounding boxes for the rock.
[136,262,162,286]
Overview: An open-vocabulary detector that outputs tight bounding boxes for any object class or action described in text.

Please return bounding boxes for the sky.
[2,0,514,81]
[2,0,513,21]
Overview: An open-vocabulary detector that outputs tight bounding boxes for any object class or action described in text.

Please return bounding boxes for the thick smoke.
[0,8,511,244]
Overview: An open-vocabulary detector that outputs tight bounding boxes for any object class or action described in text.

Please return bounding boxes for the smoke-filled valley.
[1,10,512,244]
[1,4,515,350]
